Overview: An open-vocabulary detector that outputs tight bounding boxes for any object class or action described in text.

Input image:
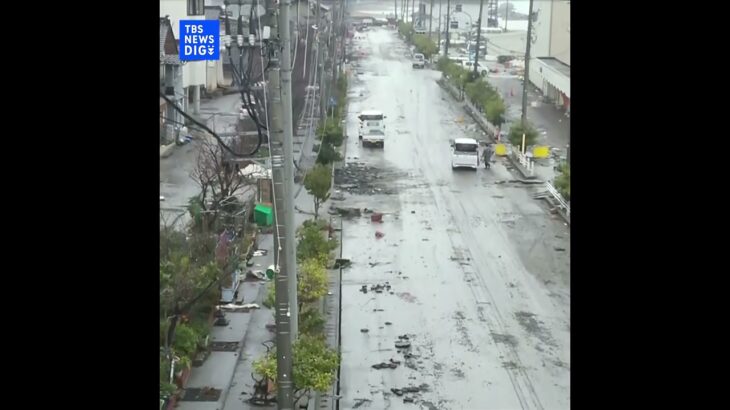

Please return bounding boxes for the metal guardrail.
[545,181,570,216]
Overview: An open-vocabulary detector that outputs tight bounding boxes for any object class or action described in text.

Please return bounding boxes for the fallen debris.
[395,339,411,349]
[246,270,267,281]
[333,258,351,269]
[361,328,369,333]
[369,282,391,293]
[352,399,372,409]
[252,249,268,256]
[385,321,393,325]
[336,207,362,218]
[220,303,260,312]
[554,247,566,252]
[375,231,385,239]
[371,361,398,369]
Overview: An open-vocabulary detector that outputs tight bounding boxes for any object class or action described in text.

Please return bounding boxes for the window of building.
[188,0,204,16]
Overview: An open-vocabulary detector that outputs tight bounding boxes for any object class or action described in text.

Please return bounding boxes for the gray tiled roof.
[160,18,170,55]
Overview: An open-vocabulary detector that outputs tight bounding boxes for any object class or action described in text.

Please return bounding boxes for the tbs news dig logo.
[180,20,220,61]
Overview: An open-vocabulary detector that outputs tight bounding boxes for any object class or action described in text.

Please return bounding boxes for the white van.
[412,53,425,69]
[451,138,480,169]
[358,110,386,148]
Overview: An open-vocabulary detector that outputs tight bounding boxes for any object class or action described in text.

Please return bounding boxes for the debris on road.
[333,258,351,269]
[246,270,267,281]
[352,399,372,408]
[334,163,404,195]
[396,292,417,303]
[370,282,391,293]
[554,247,566,252]
[373,308,385,312]
[252,249,268,256]
[361,328,369,333]
[220,303,260,312]
[395,340,411,349]
[385,321,393,325]
[360,285,368,294]
[375,231,385,239]
[372,359,400,369]
[336,207,362,218]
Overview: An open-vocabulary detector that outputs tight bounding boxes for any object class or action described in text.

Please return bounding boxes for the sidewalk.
[487,76,570,151]
[176,233,274,410]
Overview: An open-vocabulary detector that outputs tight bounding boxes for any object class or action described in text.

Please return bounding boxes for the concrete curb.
[534,196,571,226]
[160,143,176,158]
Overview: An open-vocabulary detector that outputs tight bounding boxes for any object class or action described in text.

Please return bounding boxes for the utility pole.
[270,70,295,410]
[412,0,416,25]
[429,0,434,38]
[405,0,409,23]
[437,0,442,53]
[444,0,451,57]
[331,1,339,83]
[394,0,398,21]
[266,0,294,408]
[521,0,534,125]
[316,0,323,122]
[473,0,484,76]
[504,0,509,32]
[278,0,298,340]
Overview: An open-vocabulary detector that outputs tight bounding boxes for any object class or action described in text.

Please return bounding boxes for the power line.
[160,92,261,157]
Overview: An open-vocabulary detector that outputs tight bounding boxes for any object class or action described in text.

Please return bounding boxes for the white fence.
[513,149,535,177]
[545,181,570,217]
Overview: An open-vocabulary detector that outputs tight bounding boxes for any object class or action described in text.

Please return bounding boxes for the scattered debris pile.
[334,162,406,195]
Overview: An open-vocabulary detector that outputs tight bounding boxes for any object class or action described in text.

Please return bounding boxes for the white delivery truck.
[358,110,386,148]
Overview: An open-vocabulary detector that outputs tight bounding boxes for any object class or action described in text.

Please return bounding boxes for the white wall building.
[160,0,207,114]
[529,0,570,111]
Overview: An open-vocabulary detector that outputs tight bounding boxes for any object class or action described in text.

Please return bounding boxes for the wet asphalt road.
[336,27,570,410]
[159,94,242,228]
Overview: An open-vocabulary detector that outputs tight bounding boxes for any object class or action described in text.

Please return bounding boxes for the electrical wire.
[303,9,310,79]
[219,3,270,156]
[159,115,207,133]
[160,92,259,158]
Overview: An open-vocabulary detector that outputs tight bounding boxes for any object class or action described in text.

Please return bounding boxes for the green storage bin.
[254,204,273,226]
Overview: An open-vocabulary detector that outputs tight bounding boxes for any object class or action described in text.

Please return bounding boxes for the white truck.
[412,53,425,69]
[358,110,386,148]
